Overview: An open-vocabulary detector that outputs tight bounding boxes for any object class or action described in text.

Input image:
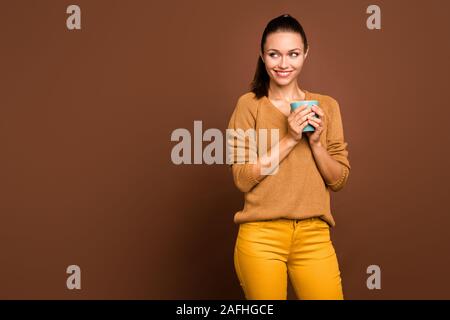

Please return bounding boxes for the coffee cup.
[290,100,319,132]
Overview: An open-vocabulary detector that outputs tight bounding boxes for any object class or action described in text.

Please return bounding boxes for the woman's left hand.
[305,105,325,146]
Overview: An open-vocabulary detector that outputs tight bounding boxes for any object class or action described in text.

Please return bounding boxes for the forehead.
[264,31,304,51]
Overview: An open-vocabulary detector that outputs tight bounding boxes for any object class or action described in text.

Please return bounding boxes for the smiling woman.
[261,38,307,82]
[251,15,309,100]
[228,13,351,301]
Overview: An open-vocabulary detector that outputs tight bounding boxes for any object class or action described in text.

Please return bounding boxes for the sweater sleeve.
[325,97,351,192]
[226,94,262,193]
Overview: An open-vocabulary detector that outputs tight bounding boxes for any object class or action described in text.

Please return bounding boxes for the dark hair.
[250,14,308,99]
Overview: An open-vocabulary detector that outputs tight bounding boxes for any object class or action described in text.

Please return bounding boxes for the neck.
[268,81,304,101]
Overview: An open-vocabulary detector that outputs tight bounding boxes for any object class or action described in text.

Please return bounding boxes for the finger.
[288,112,295,123]
[301,106,314,115]
[294,117,303,128]
[308,119,317,126]
[289,118,300,130]
[288,105,305,120]
[289,112,300,124]
[307,115,322,124]
[295,110,315,124]
[294,108,310,121]
[294,114,307,126]
[312,105,325,117]
[288,112,296,122]
[308,118,323,129]
[292,105,307,115]
[296,114,310,127]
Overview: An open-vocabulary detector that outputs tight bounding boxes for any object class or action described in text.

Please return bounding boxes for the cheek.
[293,59,304,68]
[265,57,304,69]
[264,59,278,69]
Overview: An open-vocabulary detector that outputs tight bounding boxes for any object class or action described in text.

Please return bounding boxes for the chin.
[273,78,295,86]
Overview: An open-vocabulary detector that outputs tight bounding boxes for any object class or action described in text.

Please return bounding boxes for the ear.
[260,51,264,63]
[304,48,309,59]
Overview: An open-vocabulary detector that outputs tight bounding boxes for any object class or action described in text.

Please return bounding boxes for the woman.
[227,14,351,300]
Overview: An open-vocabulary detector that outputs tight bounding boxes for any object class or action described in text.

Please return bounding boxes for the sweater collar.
[263,89,312,117]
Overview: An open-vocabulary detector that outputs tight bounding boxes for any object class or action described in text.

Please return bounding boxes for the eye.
[268,52,300,58]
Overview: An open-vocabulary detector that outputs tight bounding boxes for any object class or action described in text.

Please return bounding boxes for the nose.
[279,55,289,69]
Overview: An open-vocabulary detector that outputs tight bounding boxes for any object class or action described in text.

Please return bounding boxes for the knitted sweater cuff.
[326,165,349,191]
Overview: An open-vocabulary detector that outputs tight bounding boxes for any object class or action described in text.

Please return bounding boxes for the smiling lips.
[274,70,293,78]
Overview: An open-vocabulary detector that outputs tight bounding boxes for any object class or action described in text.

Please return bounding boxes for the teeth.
[276,71,290,76]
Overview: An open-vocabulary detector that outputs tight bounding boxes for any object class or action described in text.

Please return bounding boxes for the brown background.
[1,0,449,299]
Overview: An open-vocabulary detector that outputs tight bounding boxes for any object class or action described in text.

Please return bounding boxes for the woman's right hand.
[287,105,316,142]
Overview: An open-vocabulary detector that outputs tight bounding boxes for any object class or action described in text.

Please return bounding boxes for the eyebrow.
[267,48,302,52]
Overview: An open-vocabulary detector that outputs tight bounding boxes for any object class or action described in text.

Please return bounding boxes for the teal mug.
[290,100,319,132]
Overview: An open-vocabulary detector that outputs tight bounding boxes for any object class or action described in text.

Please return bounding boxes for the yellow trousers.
[234,217,344,300]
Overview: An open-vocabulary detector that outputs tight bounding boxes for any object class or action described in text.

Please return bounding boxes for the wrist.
[285,134,300,147]
[310,141,323,149]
